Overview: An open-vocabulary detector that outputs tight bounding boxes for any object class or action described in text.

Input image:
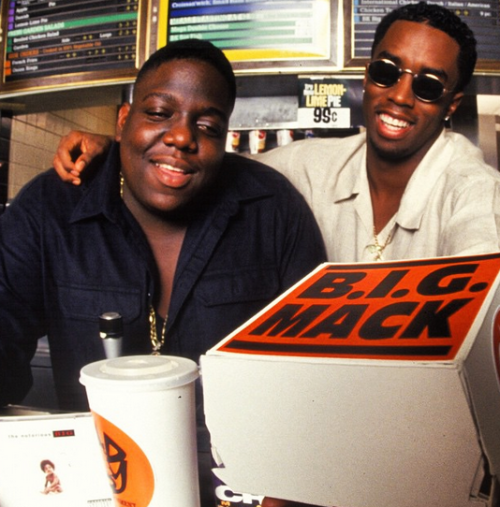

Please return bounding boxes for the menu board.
[1,0,147,94]
[157,0,335,68]
[350,0,500,69]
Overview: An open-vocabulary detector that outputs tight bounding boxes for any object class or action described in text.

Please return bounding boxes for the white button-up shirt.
[258,130,500,262]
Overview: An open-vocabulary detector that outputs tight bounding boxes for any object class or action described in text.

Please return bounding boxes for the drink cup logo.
[91,411,155,507]
[103,433,128,494]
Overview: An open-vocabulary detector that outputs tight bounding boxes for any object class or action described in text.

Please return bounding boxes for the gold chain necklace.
[368,225,395,261]
[149,306,167,355]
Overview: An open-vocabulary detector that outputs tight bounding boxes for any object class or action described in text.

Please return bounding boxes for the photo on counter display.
[40,459,63,496]
[0,414,113,507]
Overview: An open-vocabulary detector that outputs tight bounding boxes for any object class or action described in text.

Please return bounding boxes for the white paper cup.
[225,131,241,152]
[276,129,294,146]
[249,130,266,154]
[80,355,200,507]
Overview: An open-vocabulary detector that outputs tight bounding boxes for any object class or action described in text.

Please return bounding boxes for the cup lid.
[80,355,199,392]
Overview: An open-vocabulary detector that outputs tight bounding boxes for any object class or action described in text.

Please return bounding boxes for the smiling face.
[116,58,232,219]
[43,463,54,474]
[363,20,464,168]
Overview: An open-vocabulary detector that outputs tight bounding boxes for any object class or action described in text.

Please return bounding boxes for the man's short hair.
[371,1,477,92]
[135,38,237,111]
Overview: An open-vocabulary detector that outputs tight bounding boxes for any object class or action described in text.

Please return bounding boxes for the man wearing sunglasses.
[257,0,500,264]
[53,2,500,266]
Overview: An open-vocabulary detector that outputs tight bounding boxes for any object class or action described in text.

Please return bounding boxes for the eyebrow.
[140,91,230,122]
[376,50,449,82]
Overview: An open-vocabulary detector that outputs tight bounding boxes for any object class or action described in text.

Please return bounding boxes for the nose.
[387,71,415,107]
[162,116,197,152]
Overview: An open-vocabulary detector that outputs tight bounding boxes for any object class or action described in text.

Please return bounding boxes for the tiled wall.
[8,105,118,199]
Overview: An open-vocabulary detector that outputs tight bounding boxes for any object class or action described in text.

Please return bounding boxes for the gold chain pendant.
[370,225,396,261]
[149,306,167,355]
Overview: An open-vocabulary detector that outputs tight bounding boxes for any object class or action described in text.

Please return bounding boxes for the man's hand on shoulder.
[53,130,112,185]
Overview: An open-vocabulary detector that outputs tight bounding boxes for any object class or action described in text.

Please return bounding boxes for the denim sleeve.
[0,180,47,405]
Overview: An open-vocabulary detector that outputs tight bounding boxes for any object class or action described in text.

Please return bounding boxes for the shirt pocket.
[55,283,142,323]
[196,267,280,307]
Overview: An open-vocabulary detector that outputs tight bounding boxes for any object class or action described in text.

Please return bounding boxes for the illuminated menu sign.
[352,0,500,63]
[159,0,331,63]
[3,0,140,84]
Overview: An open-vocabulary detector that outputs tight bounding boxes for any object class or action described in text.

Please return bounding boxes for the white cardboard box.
[201,254,500,507]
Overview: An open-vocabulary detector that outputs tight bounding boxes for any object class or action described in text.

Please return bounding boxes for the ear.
[363,64,369,90]
[445,91,464,121]
[115,103,131,142]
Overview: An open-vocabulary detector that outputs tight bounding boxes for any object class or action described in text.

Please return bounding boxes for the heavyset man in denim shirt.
[0,41,325,413]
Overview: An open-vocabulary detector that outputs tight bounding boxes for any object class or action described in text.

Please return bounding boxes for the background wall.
[8,105,117,199]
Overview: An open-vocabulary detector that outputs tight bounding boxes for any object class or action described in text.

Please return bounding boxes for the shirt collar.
[332,135,367,203]
[221,152,275,201]
[69,142,122,224]
[334,130,451,231]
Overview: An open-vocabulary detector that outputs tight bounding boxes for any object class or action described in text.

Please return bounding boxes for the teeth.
[155,162,184,173]
[380,113,410,129]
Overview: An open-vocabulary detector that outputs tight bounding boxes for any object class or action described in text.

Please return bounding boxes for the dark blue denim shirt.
[0,142,326,411]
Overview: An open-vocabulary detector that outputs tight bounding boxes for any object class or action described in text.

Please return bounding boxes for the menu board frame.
[153,0,341,73]
[0,0,151,97]
[343,0,500,73]
[342,0,366,70]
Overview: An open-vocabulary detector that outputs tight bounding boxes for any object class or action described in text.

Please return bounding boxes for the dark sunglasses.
[367,59,449,103]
